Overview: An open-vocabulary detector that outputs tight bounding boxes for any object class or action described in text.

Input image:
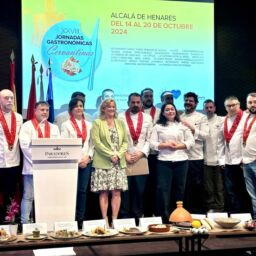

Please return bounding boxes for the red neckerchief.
[70,115,87,144]
[224,109,243,144]
[31,118,50,138]
[142,106,156,121]
[243,113,256,145]
[125,110,143,144]
[0,110,16,150]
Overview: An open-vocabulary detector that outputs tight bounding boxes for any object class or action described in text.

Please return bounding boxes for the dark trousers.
[143,154,158,217]
[204,165,225,211]
[184,159,205,213]
[75,164,92,221]
[120,175,148,223]
[154,160,188,224]
[223,164,251,213]
[0,166,20,223]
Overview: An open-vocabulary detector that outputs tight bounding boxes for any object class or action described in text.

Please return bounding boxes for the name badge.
[83,219,106,232]
[54,221,78,232]
[112,218,136,230]
[23,223,47,235]
[139,217,162,228]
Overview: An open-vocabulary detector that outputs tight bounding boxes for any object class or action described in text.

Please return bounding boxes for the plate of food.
[148,224,170,233]
[0,228,17,243]
[0,235,17,243]
[25,234,48,241]
[244,219,256,231]
[119,227,148,235]
[51,230,81,240]
[83,227,119,238]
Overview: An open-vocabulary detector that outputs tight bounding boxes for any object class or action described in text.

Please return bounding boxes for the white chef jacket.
[218,111,248,166]
[143,106,161,125]
[0,112,23,167]
[204,114,224,166]
[242,113,256,164]
[61,119,94,160]
[119,112,153,157]
[19,120,60,175]
[180,111,209,160]
[150,121,194,161]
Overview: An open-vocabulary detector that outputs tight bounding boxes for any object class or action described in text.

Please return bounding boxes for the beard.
[130,106,140,113]
[3,104,14,112]
[249,108,256,114]
[143,101,153,108]
[207,112,214,118]
[184,103,195,112]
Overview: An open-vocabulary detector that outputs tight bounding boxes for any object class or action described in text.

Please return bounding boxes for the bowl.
[148,224,170,233]
[214,217,241,229]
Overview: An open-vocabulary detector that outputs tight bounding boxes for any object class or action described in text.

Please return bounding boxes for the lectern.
[32,138,82,230]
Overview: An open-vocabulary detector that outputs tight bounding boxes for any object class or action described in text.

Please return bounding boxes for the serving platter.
[83,229,118,238]
[51,233,82,240]
[172,222,192,230]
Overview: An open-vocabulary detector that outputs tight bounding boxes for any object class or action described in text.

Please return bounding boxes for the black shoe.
[77,220,83,230]
[18,222,22,234]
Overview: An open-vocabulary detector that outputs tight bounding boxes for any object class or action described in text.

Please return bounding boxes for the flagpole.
[9,50,17,112]
[39,64,44,101]
[48,58,51,71]
[46,58,54,123]
[26,55,37,120]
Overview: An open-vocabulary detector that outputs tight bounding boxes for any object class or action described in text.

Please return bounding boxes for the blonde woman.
[91,99,128,226]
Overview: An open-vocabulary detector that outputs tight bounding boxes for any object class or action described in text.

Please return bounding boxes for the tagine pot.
[169,201,192,223]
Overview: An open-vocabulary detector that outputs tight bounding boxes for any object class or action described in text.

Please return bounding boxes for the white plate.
[0,235,17,243]
[119,227,148,235]
[25,234,48,240]
[83,229,119,238]
[51,233,81,240]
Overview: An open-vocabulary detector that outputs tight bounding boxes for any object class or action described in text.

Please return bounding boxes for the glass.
[9,224,18,236]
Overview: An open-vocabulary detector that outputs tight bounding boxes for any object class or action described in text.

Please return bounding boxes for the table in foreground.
[0,231,190,255]
[186,229,256,254]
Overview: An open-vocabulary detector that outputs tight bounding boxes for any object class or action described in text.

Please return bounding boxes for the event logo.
[171,90,181,99]
[41,20,102,81]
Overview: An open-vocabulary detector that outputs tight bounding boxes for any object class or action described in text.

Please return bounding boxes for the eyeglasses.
[225,103,239,108]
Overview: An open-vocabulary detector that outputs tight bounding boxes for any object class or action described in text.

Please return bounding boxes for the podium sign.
[32,138,82,231]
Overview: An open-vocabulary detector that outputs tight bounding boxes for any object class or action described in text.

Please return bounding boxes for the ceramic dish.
[148,224,170,233]
[172,222,192,229]
[214,217,241,229]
